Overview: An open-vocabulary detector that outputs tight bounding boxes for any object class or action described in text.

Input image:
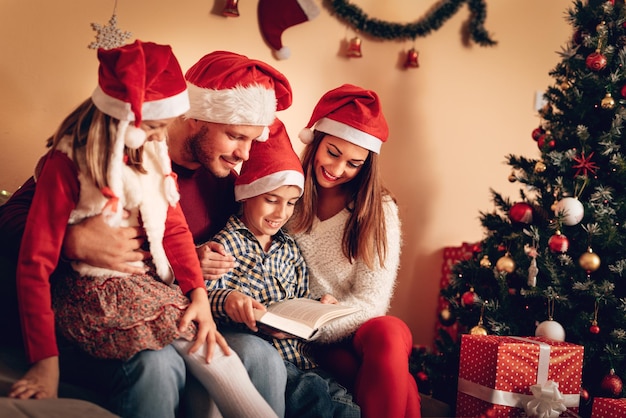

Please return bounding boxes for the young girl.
[10,40,276,418]
[289,84,422,418]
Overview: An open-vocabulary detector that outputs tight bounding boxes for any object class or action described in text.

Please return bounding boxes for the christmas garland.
[327,0,496,46]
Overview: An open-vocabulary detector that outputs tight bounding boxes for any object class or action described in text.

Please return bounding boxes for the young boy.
[205,119,360,418]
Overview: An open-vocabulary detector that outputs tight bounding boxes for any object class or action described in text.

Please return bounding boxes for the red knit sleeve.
[17,151,79,363]
[163,203,205,295]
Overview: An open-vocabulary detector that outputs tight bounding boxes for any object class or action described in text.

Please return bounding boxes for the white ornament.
[554,197,584,226]
[535,320,565,342]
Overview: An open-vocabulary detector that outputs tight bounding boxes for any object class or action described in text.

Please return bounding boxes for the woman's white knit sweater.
[293,198,401,343]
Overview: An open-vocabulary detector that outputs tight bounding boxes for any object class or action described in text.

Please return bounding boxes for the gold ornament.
[601,93,615,109]
[479,255,492,268]
[534,161,547,173]
[579,247,601,272]
[470,324,488,335]
[496,253,516,273]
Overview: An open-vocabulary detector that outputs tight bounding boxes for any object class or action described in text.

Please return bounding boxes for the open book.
[253,298,359,340]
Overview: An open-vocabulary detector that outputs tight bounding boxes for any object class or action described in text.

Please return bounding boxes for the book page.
[265,298,358,329]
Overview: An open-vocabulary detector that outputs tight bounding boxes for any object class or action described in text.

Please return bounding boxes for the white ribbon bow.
[523,380,568,418]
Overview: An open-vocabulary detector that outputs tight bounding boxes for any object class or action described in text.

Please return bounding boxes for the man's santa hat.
[258,0,320,60]
[299,84,389,154]
[184,51,292,141]
[235,118,304,202]
[92,39,190,224]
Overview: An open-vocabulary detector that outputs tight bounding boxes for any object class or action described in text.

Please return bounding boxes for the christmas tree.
[415,0,626,416]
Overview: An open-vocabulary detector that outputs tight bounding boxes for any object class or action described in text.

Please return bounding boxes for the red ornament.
[404,48,419,68]
[461,289,478,307]
[581,388,590,401]
[601,369,623,397]
[548,231,569,253]
[586,51,607,71]
[346,36,363,58]
[221,0,240,17]
[509,202,533,224]
[621,84,626,98]
[531,127,544,141]
[416,371,428,382]
[573,151,599,177]
[590,323,600,334]
[537,134,555,150]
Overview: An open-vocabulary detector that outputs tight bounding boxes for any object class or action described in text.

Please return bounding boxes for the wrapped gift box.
[591,397,626,417]
[456,335,584,417]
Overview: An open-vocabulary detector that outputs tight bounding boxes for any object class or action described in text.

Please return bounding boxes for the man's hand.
[179,288,230,363]
[224,291,266,332]
[62,212,148,274]
[196,242,235,280]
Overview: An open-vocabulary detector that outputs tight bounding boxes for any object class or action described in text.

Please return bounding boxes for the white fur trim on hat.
[92,85,190,122]
[184,82,276,127]
[315,117,382,154]
[235,170,304,202]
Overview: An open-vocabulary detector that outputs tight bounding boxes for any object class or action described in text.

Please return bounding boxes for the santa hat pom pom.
[275,46,292,61]
[124,125,147,149]
[299,127,314,144]
[257,126,270,142]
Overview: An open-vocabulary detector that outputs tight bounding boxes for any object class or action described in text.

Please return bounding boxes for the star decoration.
[572,151,599,178]
[88,14,132,50]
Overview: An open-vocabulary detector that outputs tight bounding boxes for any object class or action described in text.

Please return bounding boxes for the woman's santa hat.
[258,0,320,60]
[299,84,389,154]
[184,51,292,141]
[235,118,304,202]
[91,40,190,224]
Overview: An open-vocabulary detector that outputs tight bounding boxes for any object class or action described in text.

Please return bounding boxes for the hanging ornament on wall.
[88,0,132,50]
[221,0,240,17]
[346,36,363,57]
[404,47,420,68]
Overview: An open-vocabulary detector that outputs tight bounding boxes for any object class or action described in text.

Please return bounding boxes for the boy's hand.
[197,242,236,281]
[320,294,338,304]
[224,291,266,332]
[9,356,59,399]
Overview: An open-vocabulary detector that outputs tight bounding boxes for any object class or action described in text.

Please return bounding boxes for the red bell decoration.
[221,0,240,17]
[404,48,419,68]
[346,36,363,58]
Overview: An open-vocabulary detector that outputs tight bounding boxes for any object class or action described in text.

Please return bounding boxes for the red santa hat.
[258,0,320,60]
[298,84,389,154]
[92,40,189,223]
[184,51,292,141]
[235,118,304,202]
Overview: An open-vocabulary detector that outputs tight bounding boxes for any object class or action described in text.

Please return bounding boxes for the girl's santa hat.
[184,51,292,141]
[91,40,189,224]
[235,118,304,202]
[298,84,389,154]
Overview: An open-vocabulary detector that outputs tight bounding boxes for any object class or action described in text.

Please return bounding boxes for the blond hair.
[289,130,395,269]
[46,99,144,188]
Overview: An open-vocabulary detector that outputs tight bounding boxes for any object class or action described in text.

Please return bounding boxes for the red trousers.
[314,316,422,418]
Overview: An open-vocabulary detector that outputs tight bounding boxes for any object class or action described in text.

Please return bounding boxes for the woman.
[288,84,422,418]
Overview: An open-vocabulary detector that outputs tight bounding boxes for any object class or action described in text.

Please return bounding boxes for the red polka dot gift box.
[456,335,584,417]
[591,397,626,417]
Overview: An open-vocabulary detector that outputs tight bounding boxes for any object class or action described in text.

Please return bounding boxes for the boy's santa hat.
[235,118,304,202]
[184,51,292,141]
[258,0,320,60]
[299,84,389,154]
[92,40,189,224]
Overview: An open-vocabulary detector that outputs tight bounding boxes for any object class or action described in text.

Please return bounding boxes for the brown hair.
[289,130,395,269]
[46,98,144,189]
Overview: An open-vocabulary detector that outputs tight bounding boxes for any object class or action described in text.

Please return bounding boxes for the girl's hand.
[9,356,59,399]
[320,294,338,304]
[196,241,236,281]
[179,288,230,363]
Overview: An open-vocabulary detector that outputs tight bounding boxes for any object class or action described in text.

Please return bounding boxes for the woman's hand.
[224,291,266,332]
[196,242,236,280]
[9,356,59,399]
[63,212,148,274]
[179,288,230,363]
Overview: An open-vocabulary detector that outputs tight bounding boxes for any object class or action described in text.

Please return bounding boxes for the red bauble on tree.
[509,202,533,224]
[601,369,623,397]
[586,51,607,71]
[531,127,544,141]
[461,288,478,307]
[548,231,569,253]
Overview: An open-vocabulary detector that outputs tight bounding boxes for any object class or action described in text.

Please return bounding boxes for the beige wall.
[0,0,572,347]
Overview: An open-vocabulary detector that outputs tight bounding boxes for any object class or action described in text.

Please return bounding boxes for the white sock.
[172,339,279,418]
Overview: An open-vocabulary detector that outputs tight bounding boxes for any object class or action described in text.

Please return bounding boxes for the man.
[0,50,292,418]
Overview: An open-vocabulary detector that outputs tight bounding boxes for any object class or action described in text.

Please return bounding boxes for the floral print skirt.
[53,267,196,361]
